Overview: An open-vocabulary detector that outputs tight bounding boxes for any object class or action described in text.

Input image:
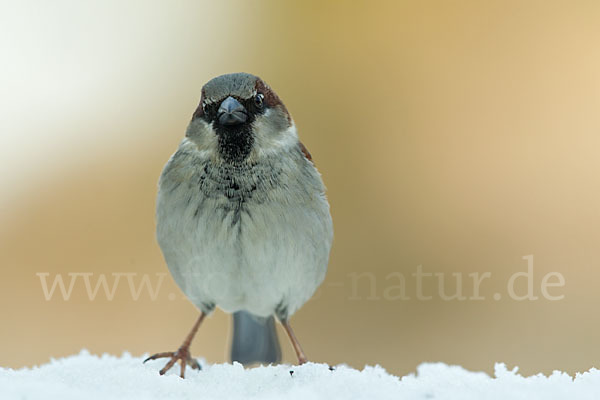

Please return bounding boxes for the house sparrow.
[144,73,333,378]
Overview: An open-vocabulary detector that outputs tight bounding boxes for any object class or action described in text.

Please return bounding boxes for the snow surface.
[1,350,600,399]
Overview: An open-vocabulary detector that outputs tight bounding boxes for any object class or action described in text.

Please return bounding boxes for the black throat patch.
[214,123,254,163]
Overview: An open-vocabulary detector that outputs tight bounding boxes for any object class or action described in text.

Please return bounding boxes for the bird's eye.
[254,93,264,109]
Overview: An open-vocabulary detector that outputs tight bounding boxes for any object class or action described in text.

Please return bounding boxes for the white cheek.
[253,109,298,158]
[185,119,218,153]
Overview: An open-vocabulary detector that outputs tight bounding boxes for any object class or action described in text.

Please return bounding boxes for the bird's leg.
[143,312,206,378]
[281,320,308,365]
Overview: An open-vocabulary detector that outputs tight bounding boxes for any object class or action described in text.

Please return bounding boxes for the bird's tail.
[230,311,281,365]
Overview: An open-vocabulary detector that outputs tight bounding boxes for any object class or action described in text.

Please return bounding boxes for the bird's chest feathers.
[161,159,304,242]
[197,162,281,216]
[159,154,311,251]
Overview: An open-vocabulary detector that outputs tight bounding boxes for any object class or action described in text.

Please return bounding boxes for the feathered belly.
[157,195,332,318]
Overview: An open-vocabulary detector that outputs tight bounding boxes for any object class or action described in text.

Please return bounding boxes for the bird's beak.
[217,96,248,126]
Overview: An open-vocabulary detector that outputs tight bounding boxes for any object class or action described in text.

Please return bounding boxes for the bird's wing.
[299,141,313,163]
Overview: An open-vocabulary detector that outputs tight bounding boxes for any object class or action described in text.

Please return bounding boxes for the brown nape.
[255,78,291,122]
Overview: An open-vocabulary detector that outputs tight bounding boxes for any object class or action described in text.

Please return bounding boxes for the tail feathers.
[231,311,281,365]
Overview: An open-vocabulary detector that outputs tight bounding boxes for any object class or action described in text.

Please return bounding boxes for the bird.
[144,72,333,378]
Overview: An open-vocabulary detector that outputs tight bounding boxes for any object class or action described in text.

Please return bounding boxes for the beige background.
[1,0,600,377]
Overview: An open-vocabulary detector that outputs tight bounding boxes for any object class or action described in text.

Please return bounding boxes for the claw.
[144,348,201,378]
[188,357,202,370]
[143,352,175,363]
[145,313,207,378]
[159,356,179,376]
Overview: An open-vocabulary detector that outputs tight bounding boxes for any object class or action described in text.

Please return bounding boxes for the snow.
[1,350,600,399]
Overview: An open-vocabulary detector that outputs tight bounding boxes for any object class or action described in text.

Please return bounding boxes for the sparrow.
[144,73,333,378]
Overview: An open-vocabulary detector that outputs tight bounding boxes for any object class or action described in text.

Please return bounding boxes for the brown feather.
[299,142,313,163]
[255,79,291,123]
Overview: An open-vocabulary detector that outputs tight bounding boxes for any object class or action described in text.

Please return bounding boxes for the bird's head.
[186,73,295,163]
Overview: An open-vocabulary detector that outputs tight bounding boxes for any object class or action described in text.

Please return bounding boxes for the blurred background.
[1,0,600,377]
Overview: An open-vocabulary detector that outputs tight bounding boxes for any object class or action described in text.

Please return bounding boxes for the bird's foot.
[143,346,201,378]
